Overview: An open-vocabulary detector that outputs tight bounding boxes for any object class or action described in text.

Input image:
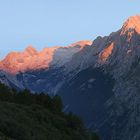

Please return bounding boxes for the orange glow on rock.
[0,46,58,74]
[99,42,114,64]
[0,41,92,74]
[121,15,140,35]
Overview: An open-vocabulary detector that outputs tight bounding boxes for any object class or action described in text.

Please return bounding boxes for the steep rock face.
[98,42,115,64]
[59,67,115,140]
[102,19,140,140]
[59,15,140,140]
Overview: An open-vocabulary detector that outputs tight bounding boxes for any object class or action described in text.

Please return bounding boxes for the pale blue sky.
[0,0,140,58]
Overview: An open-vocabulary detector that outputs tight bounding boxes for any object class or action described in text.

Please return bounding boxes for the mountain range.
[1,15,140,140]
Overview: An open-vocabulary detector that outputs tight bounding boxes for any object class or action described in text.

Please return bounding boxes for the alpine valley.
[1,15,140,140]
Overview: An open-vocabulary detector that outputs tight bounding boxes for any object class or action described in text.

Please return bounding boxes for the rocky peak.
[70,40,92,48]
[25,45,38,56]
[121,15,140,35]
